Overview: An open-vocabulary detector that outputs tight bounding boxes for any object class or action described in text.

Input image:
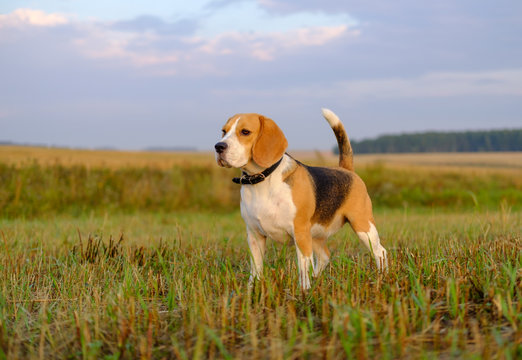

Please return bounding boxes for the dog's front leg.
[247,228,266,286]
[294,228,314,290]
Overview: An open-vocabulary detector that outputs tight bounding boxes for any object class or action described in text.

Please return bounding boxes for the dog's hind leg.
[352,219,388,271]
[312,237,330,276]
[344,185,388,271]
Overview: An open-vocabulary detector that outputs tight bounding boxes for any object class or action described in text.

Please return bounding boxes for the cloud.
[255,0,353,15]
[197,24,354,61]
[112,15,199,36]
[83,4,355,66]
[0,7,356,75]
[71,24,170,66]
[200,0,356,35]
[0,8,68,27]
[70,23,352,73]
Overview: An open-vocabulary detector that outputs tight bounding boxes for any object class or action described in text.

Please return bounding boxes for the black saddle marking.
[305,165,352,225]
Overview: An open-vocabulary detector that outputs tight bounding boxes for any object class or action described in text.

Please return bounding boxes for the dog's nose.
[214,142,228,154]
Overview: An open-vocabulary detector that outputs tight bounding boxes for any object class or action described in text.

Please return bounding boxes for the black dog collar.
[232,157,284,185]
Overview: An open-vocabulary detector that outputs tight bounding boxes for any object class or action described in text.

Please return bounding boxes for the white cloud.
[71,25,175,66]
[0,8,356,74]
[0,8,68,27]
[197,24,353,61]
[69,19,354,72]
[198,0,356,37]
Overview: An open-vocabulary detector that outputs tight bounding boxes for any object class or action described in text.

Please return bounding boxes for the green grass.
[0,208,520,359]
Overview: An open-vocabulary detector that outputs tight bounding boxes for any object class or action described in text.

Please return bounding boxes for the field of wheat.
[0,146,520,359]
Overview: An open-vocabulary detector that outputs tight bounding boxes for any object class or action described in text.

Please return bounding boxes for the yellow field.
[294,150,522,172]
[0,145,213,169]
[1,145,521,172]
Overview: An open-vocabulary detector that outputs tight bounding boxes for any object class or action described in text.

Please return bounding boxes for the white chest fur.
[240,158,296,242]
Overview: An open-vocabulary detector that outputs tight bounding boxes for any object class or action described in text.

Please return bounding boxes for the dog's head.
[215,113,288,170]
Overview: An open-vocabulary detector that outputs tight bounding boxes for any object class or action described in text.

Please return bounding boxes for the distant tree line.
[337,129,522,154]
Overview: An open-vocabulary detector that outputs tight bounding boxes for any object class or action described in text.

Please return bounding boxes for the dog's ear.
[252,115,288,168]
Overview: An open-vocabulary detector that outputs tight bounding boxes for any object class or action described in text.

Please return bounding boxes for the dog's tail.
[322,108,354,171]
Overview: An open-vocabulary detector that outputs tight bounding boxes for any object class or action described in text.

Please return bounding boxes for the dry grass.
[0,146,214,169]
[354,152,522,172]
[2,145,521,172]
[293,150,522,174]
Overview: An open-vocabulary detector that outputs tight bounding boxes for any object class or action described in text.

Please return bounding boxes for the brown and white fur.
[214,109,388,290]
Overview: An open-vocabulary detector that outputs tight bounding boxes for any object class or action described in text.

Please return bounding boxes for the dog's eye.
[222,130,226,137]
[241,129,251,136]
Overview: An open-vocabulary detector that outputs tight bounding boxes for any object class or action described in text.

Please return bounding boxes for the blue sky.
[1,0,521,150]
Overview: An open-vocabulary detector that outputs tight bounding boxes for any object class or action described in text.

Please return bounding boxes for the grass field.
[0,147,521,359]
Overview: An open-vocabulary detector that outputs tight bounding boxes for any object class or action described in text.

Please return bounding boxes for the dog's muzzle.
[214,142,228,154]
[214,142,231,167]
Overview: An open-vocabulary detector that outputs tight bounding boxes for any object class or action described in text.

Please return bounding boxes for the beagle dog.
[214,109,388,290]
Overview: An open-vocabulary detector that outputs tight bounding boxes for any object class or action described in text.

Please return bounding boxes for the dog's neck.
[234,156,284,185]
[241,161,265,175]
